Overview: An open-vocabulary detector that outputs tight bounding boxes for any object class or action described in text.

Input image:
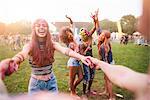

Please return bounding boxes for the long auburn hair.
[97,30,111,59]
[30,19,55,66]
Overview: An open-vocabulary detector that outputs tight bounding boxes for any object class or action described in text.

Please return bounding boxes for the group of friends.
[61,9,115,99]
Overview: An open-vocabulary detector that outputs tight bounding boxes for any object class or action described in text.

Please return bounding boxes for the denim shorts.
[28,72,58,94]
[82,63,95,84]
[67,58,80,67]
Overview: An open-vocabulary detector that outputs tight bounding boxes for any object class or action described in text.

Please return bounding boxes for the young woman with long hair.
[98,30,114,100]
[59,26,84,96]
[0,19,91,94]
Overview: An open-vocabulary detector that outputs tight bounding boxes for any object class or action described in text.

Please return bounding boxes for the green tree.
[100,19,117,33]
[88,19,118,33]
[120,15,137,35]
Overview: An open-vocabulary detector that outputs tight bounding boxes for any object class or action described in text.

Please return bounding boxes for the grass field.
[0,43,149,100]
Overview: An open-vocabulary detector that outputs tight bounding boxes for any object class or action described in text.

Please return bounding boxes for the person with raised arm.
[79,10,97,96]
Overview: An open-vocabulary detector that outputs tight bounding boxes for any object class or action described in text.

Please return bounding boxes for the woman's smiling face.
[34,19,48,38]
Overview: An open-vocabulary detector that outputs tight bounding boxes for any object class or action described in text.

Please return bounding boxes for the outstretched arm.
[89,57,148,94]
[89,23,96,36]
[65,15,74,29]
[0,43,31,79]
[53,42,91,66]
[91,9,102,35]
[88,16,96,36]
[12,43,31,64]
[89,9,102,36]
[66,15,73,25]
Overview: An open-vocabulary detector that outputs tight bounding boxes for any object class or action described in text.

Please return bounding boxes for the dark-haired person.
[59,26,83,96]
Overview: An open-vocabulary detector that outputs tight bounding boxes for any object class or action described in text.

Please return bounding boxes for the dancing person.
[79,10,97,96]
[65,15,82,45]
[59,26,83,96]
[97,30,115,100]
[0,19,92,94]
[88,1,150,99]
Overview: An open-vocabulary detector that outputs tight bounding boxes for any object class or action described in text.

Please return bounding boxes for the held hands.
[0,59,18,80]
[80,56,92,67]
[86,57,101,69]
[80,56,100,69]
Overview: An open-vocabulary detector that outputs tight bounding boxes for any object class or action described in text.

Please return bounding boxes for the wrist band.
[14,55,22,63]
[14,53,25,63]
[18,54,25,62]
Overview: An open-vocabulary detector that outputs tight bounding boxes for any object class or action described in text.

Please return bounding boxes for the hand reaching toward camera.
[0,59,19,80]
